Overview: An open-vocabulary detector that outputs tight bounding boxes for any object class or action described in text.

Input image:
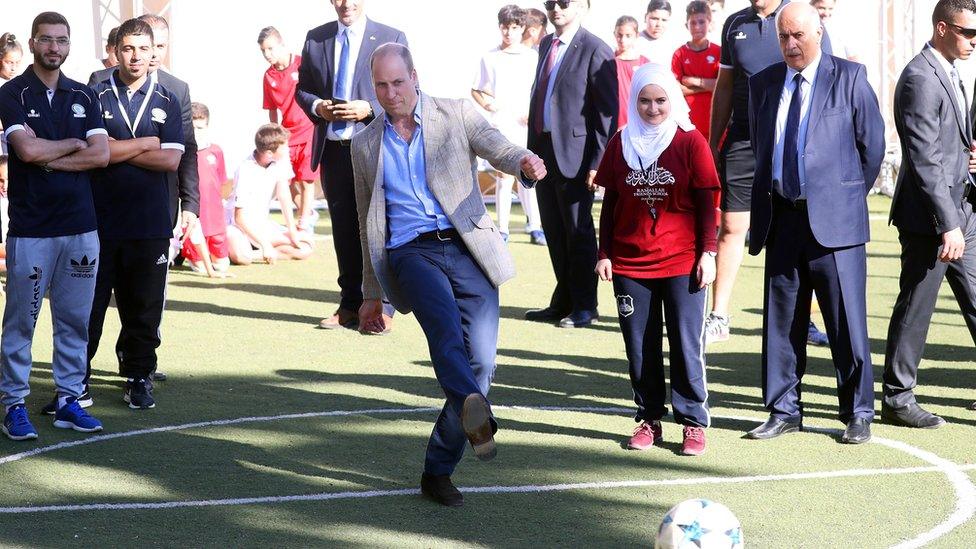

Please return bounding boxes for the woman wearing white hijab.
[593,63,720,456]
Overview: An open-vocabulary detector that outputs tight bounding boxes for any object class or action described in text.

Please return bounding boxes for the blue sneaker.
[53,398,103,433]
[529,230,547,246]
[808,321,829,347]
[3,404,38,441]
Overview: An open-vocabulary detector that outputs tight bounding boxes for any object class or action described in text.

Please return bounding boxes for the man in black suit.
[744,2,884,444]
[884,0,976,428]
[525,0,616,329]
[296,0,406,334]
[89,14,198,241]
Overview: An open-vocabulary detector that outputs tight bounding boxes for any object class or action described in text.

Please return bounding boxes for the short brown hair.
[191,102,210,122]
[615,15,640,32]
[32,12,70,38]
[257,26,281,45]
[255,123,289,153]
[0,33,21,57]
[0,154,7,167]
[370,43,415,74]
[525,8,548,30]
[114,19,154,49]
[686,0,711,18]
[497,5,526,26]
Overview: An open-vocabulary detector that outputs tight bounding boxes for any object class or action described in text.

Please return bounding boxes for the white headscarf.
[621,63,695,172]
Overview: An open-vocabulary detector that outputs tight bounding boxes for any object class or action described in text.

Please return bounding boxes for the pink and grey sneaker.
[627,420,663,450]
[681,426,706,456]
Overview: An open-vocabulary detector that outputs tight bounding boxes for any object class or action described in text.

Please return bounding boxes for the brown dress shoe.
[318,308,358,330]
[461,394,496,461]
[360,314,393,335]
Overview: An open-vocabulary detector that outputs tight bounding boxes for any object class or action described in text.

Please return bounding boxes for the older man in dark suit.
[525,0,616,329]
[296,0,406,334]
[353,44,546,507]
[884,0,976,428]
[745,2,884,444]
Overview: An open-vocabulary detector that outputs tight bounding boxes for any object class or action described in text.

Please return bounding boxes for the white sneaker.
[704,313,730,344]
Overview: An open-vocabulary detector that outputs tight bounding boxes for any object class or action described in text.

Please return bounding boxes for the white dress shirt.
[772,53,822,200]
[541,23,579,132]
[927,42,968,124]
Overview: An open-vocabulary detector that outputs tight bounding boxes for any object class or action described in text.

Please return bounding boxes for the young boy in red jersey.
[613,16,649,128]
[258,26,318,233]
[671,1,720,142]
[181,102,230,277]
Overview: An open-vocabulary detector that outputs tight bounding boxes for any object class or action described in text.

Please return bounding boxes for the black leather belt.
[415,228,459,242]
[773,194,807,211]
[327,139,352,148]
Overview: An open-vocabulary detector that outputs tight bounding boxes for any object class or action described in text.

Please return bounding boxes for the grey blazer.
[351,94,528,313]
[891,48,972,235]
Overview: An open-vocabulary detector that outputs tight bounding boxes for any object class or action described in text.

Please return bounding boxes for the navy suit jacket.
[526,27,616,179]
[747,54,885,254]
[89,67,199,219]
[295,18,406,171]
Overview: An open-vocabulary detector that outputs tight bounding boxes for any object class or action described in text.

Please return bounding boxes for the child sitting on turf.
[226,123,312,265]
[181,102,230,277]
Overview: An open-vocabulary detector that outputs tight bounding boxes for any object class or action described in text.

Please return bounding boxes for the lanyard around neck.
[109,74,155,138]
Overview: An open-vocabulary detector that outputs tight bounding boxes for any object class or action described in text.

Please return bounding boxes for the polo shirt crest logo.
[734,31,747,40]
[71,103,86,118]
[151,108,167,123]
[27,109,40,118]
[270,80,277,88]
[103,110,113,119]
[707,55,715,63]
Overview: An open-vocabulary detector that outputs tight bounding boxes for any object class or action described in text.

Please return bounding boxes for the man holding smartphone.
[296,0,407,334]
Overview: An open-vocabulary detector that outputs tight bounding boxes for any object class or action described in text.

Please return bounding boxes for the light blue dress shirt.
[382,98,453,249]
[542,24,579,132]
[772,54,821,200]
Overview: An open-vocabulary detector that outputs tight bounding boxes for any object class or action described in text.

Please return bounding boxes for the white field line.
[0,406,972,549]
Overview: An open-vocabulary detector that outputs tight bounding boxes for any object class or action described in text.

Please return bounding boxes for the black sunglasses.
[948,22,976,40]
[544,0,574,11]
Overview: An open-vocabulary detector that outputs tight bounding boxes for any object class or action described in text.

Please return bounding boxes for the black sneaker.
[41,388,93,416]
[151,370,167,381]
[123,378,155,409]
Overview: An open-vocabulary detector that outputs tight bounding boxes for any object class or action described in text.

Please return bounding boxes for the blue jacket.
[747,54,885,254]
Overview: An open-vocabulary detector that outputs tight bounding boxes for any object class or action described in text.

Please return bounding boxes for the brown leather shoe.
[461,393,496,461]
[360,314,393,335]
[317,308,358,330]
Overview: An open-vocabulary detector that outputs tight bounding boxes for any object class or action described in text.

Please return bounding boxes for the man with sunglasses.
[525,0,616,329]
[884,0,976,428]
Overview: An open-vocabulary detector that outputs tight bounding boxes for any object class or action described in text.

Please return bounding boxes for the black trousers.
[762,200,874,423]
[84,238,169,384]
[322,140,367,313]
[883,198,976,408]
[534,132,598,313]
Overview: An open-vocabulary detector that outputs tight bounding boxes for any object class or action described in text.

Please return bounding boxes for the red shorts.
[182,232,229,263]
[289,141,319,182]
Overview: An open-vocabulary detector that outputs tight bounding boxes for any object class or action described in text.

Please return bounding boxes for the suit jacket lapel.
[323,23,337,95]
[419,94,447,205]
[761,64,786,155]
[368,121,387,249]
[550,29,583,96]
[923,48,967,139]
[353,19,379,91]
[806,55,835,140]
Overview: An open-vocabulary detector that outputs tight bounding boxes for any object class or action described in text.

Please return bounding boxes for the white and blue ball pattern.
[655,498,743,549]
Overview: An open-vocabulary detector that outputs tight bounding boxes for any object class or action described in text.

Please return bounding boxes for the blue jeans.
[0,231,99,406]
[388,238,498,476]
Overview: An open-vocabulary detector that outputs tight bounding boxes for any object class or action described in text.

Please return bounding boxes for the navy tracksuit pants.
[613,274,710,427]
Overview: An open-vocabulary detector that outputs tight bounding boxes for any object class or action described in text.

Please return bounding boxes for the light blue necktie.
[333,28,351,134]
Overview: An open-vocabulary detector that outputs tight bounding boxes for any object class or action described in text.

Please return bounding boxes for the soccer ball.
[655,498,743,549]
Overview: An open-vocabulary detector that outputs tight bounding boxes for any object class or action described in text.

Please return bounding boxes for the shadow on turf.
[169,280,342,305]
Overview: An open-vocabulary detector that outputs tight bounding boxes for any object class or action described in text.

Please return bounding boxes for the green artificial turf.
[0,195,973,547]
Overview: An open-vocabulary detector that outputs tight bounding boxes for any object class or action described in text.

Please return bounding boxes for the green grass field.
[0,195,973,548]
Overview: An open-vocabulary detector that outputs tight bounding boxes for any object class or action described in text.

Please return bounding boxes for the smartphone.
[331,98,348,105]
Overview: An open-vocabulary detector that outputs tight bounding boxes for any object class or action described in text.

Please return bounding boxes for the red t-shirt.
[671,43,721,142]
[197,144,227,237]
[615,56,650,128]
[595,129,720,279]
[263,55,314,145]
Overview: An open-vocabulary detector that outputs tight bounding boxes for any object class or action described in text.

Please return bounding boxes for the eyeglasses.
[544,0,575,11]
[948,23,976,40]
[34,36,70,47]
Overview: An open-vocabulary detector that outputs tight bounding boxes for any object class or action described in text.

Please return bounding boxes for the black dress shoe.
[525,306,568,322]
[841,417,872,444]
[420,473,463,507]
[746,416,801,439]
[880,403,945,429]
[558,309,598,328]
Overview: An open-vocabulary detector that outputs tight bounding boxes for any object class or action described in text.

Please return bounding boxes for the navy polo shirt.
[0,66,106,238]
[91,71,184,240]
[719,0,832,142]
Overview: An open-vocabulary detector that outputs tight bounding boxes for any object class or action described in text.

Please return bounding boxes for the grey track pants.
[0,231,99,407]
